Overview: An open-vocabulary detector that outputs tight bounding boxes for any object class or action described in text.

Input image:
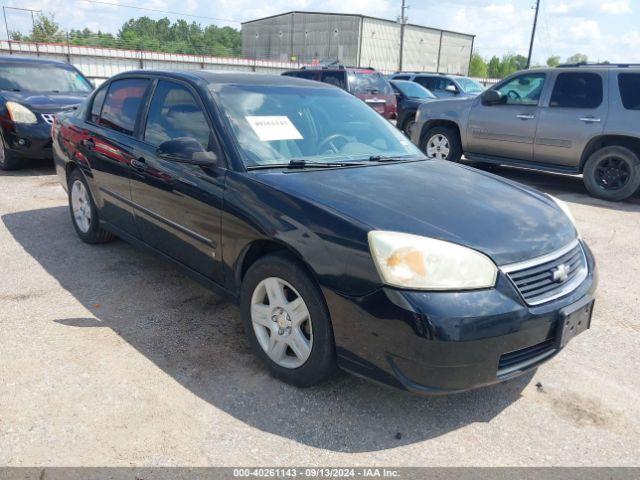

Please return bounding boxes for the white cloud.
[569,19,601,40]
[600,0,631,14]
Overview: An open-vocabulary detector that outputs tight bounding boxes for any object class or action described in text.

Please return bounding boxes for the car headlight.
[548,194,579,233]
[368,231,497,290]
[6,101,37,124]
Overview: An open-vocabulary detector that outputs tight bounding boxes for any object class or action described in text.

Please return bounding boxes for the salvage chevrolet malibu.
[52,71,597,394]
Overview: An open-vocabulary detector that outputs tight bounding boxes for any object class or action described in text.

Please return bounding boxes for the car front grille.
[40,113,55,125]
[502,239,588,306]
[498,337,556,377]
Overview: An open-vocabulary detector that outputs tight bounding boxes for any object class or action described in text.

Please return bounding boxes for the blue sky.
[4,0,639,64]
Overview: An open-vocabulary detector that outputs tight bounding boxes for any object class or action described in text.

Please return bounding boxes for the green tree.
[487,55,501,78]
[469,53,488,78]
[546,55,561,67]
[566,53,588,64]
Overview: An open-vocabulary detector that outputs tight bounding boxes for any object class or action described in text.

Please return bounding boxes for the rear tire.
[68,169,116,244]
[240,253,337,387]
[402,115,416,137]
[583,146,640,202]
[421,125,462,162]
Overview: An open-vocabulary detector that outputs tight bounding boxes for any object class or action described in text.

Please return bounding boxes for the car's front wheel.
[240,253,337,387]
[68,169,116,243]
[583,146,640,202]
[402,115,416,137]
[0,135,20,171]
[421,125,462,162]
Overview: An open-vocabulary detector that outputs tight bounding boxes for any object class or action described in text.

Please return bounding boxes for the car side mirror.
[445,84,459,94]
[481,89,504,105]
[156,137,218,166]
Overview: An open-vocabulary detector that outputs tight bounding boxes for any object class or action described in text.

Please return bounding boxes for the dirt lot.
[1,161,639,466]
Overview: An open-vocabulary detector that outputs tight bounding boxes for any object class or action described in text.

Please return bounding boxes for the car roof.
[0,56,76,68]
[109,69,338,89]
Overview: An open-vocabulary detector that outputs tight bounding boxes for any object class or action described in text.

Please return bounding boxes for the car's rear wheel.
[583,146,640,202]
[68,169,116,243]
[421,125,462,162]
[240,253,337,387]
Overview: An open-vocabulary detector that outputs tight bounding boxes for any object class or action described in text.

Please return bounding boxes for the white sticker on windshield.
[245,116,303,142]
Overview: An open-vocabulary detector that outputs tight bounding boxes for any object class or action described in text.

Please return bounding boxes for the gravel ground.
[0,161,639,466]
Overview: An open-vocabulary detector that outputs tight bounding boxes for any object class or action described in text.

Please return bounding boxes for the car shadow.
[2,206,534,453]
[471,162,640,211]
[0,159,54,177]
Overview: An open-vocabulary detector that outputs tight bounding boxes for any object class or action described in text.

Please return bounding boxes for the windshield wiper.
[246,159,366,171]
[368,154,428,163]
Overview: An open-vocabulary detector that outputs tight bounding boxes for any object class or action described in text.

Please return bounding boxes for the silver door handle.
[580,117,601,123]
[517,114,535,120]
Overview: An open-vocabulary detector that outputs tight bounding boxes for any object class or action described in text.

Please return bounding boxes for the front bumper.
[4,121,53,159]
[327,241,598,394]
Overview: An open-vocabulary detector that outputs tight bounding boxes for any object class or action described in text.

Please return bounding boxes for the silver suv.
[410,64,640,201]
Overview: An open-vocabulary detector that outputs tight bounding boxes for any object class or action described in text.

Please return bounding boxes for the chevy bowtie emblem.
[552,264,570,283]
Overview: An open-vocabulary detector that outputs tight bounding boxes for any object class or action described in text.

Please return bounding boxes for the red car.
[282,65,397,121]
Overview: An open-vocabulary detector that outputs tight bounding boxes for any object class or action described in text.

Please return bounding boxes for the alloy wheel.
[71,180,92,233]
[426,134,450,160]
[595,156,631,191]
[250,276,313,369]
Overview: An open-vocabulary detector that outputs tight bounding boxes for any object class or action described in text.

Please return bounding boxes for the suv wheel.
[583,146,640,202]
[421,126,462,162]
[68,169,116,243]
[240,253,337,387]
[402,116,416,137]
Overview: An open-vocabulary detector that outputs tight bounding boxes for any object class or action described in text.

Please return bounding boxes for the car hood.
[1,91,89,112]
[254,160,577,265]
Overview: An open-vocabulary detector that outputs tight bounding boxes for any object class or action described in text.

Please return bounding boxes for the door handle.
[131,157,147,171]
[580,117,601,123]
[81,138,95,150]
[517,114,535,120]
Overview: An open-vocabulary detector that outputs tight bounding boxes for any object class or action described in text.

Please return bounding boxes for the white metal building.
[241,11,475,75]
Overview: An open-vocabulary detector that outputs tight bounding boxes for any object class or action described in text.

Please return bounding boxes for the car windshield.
[212,84,424,167]
[351,71,393,95]
[392,81,436,99]
[0,64,92,93]
[455,77,484,93]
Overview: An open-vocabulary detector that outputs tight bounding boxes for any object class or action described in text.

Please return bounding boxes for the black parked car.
[390,79,436,136]
[0,56,93,170]
[53,71,597,394]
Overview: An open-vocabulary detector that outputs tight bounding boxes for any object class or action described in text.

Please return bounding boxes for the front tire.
[402,115,416,137]
[583,146,640,202]
[68,169,116,243]
[421,125,462,162]
[240,253,337,387]
[0,136,20,171]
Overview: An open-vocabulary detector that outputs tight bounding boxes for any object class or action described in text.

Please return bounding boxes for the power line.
[78,0,241,24]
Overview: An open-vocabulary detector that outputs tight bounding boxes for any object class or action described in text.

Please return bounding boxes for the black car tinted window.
[320,71,347,89]
[99,78,149,135]
[550,72,603,108]
[144,80,210,149]
[415,76,436,90]
[618,73,640,110]
[393,75,410,80]
[90,87,107,123]
[283,71,317,80]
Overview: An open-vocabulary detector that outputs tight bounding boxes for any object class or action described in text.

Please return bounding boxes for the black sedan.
[53,71,597,394]
[0,56,93,170]
[390,79,436,137]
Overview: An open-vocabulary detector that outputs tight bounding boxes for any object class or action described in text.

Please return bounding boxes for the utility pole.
[398,0,408,71]
[526,0,540,69]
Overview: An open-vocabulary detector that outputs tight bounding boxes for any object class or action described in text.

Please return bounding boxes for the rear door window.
[393,75,410,80]
[414,76,437,90]
[618,73,640,110]
[283,70,318,80]
[550,72,603,108]
[99,78,150,135]
[89,87,107,123]
[320,71,347,89]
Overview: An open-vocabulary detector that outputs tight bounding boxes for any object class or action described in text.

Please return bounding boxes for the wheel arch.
[419,119,462,148]
[580,134,640,171]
